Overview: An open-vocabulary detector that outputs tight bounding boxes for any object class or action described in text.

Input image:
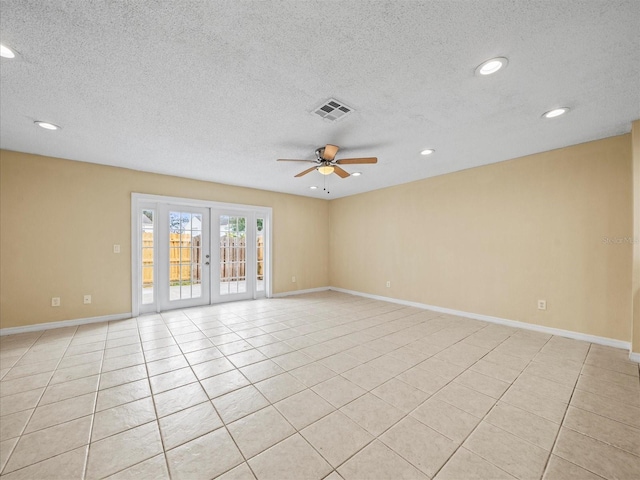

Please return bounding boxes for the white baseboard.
[630,352,640,363]
[328,287,633,354]
[271,287,331,298]
[0,313,132,336]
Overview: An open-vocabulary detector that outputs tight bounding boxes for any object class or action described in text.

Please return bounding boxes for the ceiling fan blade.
[323,144,339,161]
[335,157,378,165]
[277,159,315,162]
[333,166,350,178]
[294,166,317,177]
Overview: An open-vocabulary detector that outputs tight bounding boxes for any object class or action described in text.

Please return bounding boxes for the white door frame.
[131,193,272,317]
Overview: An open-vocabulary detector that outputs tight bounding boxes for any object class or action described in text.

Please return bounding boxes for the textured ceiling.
[1,1,639,199]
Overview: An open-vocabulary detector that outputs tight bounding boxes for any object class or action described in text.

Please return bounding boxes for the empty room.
[1,1,639,479]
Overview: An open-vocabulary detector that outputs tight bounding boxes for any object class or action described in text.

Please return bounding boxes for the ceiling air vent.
[312,98,354,122]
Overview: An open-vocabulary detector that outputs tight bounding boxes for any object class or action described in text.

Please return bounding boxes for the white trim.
[272,287,331,298]
[630,352,640,363]
[328,287,632,352]
[0,313,132,336]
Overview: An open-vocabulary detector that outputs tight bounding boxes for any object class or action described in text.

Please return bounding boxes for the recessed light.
[351,172,362,176]
[542,107,569,119]
[475,57,508,76]
[420,149,435,156]
[310,186,318,190]
[34,121,61,130]
[0,44,16,59]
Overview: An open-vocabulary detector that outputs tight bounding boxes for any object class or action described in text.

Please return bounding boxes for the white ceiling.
[1,1,639,199]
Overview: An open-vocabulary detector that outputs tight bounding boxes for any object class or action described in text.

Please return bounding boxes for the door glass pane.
[220,215,247,296]
[170,210,203,301]
[141,210,154,304]
[256,218,264,292]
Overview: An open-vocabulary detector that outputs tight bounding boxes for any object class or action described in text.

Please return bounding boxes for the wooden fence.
[142,233,264,285]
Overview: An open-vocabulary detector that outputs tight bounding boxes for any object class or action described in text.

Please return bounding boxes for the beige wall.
[0,151,330,329]
[632,121,640,353]
[330,135,633,342]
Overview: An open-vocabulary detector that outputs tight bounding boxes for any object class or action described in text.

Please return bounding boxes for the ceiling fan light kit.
[277,144,378,180]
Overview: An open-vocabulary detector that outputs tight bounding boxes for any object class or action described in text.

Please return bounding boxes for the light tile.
[0,437,18,473]
[542,454,603,480]
[0,372,52,398]
[371,378,430,413]
[96,378,151,411]
[0,445,87,480]
[411,397,480,443]
[228,405,295,458]
[432,382,496,418]
[240,359,285,383]
[0,409,33,441]
[159,401,222,449]
[416,357,466,381]
[318,352,362,374]
[338,440,428,480]
[380,416,457,477]
[146,355,189,377]
[99,364,148,390]
[469,359,521,383]
[201,369,249,399]
[86,422,163,480]
[485,402,560,450]
[434,447,515,480]
[341,363,395,391]
[570,388,640,428]
[153,381,209,418]
[255,373,306,403]
[554,427,640,480]
[463,422,549,480]
[290,363,336,387]
[501,385,568,424]
[340,393,403,436]
[274,389,335,430]
[25,392,95,433]
[92,397,157,441]
[148,367,197,394]
[166,428,243,480]
[454,369,510,399]
[216,462,257,480]
[4,416,92,474]
[249,434,332,480]
[0,388,44,416]
[104,454,169,480]
[575,374,640,407]
[213,385,270,423]
[563,405,640,456]
[227,349,268,368]
[396,366,450,394]
[49,361,101,385]
[301,411,373,467]
[312,376,367,408]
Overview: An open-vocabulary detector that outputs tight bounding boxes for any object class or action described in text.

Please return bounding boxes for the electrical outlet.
[84,295,92,304]
[291,276,296,283]
[51,297,61,307]
[113,244,121,254]
[386,281,391,288]
[538,300,547,310]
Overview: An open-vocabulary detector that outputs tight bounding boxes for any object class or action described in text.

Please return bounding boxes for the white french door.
[158,205,211,311]
[212,210,265,303]
[133,194,271,315]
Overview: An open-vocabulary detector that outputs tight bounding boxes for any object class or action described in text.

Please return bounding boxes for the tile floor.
[0,291,639,480]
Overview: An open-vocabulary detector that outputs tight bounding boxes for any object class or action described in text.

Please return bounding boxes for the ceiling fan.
[277,144,377,178]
